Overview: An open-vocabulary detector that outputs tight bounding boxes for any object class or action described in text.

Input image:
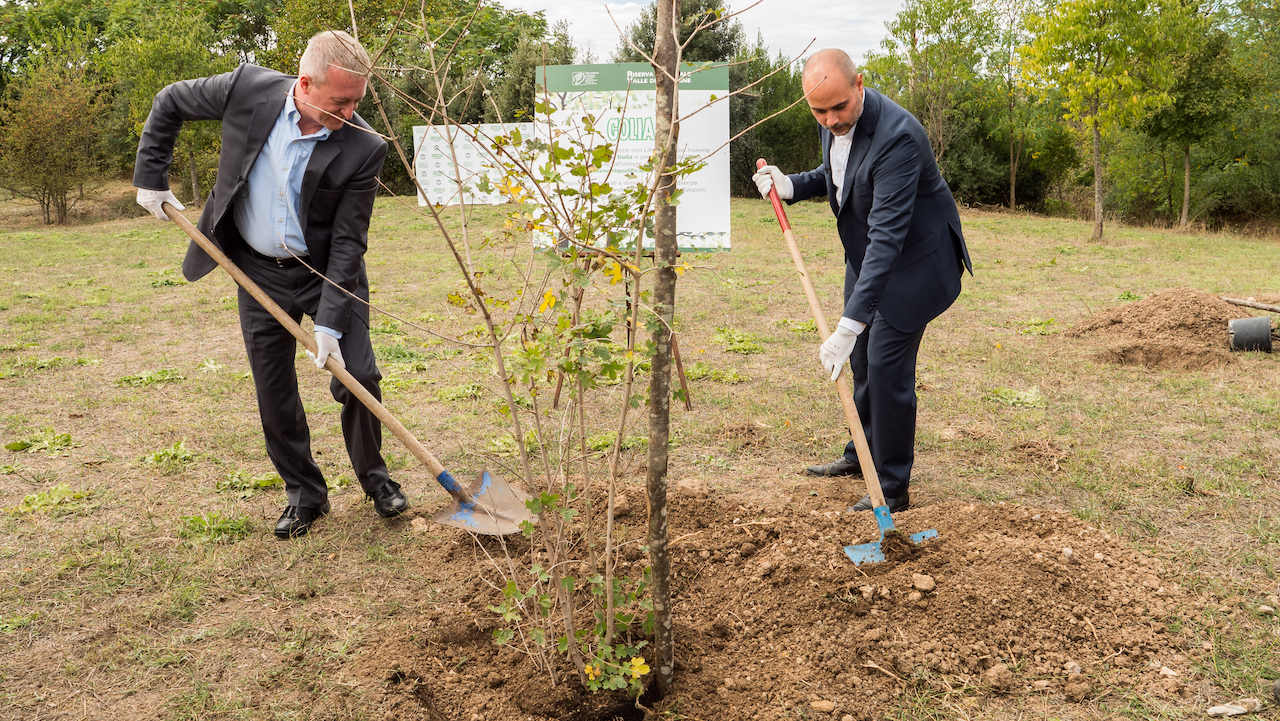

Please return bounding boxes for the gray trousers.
[234,246,390,509]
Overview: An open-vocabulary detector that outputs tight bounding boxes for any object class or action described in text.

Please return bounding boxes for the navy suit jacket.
[789,87,972,333]
[133,64,388,333]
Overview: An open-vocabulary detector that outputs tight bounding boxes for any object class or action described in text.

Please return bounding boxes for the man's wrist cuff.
[315,326,343,340]
[838,317,866,335]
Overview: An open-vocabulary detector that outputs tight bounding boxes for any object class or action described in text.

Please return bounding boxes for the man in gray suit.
[754,49,972,513]
[133,31,407,538]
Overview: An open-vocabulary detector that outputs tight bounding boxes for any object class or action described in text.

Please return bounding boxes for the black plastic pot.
[1227,316,1273,352]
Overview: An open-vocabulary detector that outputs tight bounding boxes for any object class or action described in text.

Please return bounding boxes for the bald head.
[800,49,864,136]
[803,49,859,90]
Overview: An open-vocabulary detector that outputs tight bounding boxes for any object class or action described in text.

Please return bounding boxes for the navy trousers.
[840,260,928,498]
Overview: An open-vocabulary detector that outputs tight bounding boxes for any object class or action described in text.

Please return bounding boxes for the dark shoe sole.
[375,503,408,519]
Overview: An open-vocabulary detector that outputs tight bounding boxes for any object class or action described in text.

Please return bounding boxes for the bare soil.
[260,486,1215,721]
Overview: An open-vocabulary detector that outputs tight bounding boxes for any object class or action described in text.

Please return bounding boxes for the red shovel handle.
[757,158,791,233]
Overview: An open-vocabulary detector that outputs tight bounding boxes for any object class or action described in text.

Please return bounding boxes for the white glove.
[819,320,864,381]
[307,332,346,370]
[136,188,185,221]
[752,165,793,200]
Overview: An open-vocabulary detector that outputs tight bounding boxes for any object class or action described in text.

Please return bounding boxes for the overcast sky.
[499,0,904,67]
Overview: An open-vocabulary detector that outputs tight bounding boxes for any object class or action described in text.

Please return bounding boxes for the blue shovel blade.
[844,541,886,565]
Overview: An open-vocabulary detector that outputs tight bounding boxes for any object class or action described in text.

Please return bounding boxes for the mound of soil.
[349,491,1213,721]
[1067,287,1252,370]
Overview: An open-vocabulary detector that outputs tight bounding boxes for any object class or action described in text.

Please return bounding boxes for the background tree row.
[0,0,1276,231]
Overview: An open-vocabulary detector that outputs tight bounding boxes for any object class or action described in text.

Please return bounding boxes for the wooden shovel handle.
[754,161,886,508]
[162,203,451,482]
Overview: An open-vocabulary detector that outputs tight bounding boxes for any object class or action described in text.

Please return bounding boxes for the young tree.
[0,31,106,224]
[613,0,743,63]
[983,0,1034,207]
[1140,28,1252,227]
[1022,0,1191,239]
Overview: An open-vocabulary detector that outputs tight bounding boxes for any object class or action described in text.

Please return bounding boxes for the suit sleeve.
[788,163,829,203]
[132,66,243,191]
[314,139,389,332]
[842,131,921,324]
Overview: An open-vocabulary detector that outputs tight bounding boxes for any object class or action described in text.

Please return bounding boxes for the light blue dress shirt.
[234,83,342,339]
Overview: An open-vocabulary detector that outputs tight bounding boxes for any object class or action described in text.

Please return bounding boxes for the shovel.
[754,161,937,564]
[163,202,532,535]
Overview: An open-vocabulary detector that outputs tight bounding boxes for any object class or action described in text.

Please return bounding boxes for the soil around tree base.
[344,491,1217,721]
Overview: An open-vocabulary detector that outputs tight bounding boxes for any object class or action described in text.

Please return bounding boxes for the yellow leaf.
[628,656,650,678]
[603,261,624,285]
[537,291,557,314]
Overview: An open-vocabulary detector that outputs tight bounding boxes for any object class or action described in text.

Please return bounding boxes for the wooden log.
[1222,297,1280,314]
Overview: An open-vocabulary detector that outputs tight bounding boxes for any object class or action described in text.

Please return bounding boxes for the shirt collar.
[287,81,333,141]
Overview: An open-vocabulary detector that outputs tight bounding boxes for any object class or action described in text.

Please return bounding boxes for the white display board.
[535,63,731,252]
[412,123,534,206]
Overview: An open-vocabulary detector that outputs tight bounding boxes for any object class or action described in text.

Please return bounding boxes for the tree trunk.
[646,0,679,698]
[1009,132,1023,209]
[188,150,202,207]
[1180,144,1191,228]
[1091,116,1103,241]
[1162,150,1171,222]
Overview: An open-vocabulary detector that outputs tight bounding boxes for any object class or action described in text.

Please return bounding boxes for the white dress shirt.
[234,84,342,339]
[234,82,331,259]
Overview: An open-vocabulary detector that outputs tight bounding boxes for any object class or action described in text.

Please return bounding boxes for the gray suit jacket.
[789,88,972,333]
[133,64,388,333]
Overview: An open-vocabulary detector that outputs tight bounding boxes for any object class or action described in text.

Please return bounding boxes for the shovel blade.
[844,540,886,565]
[432,470,533,535]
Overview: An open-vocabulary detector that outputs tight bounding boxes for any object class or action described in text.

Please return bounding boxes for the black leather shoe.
[847,492,910,513]
[370,480,409,518]
[805,456,862,477]
[275,501,331,539]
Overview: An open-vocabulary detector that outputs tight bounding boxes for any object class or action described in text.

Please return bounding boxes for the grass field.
[1,193,1278,719]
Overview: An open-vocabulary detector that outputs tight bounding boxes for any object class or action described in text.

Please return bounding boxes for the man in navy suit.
[754,49,972,512]
[133,31,408,538]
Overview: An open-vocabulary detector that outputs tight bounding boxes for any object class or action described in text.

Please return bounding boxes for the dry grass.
[1,192,1278,719]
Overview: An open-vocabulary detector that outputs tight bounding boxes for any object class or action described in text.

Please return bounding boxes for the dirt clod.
[880,529,923,561]
[985,663,1015,693]
[1064,680,1091,702]
[613,492,631,517]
